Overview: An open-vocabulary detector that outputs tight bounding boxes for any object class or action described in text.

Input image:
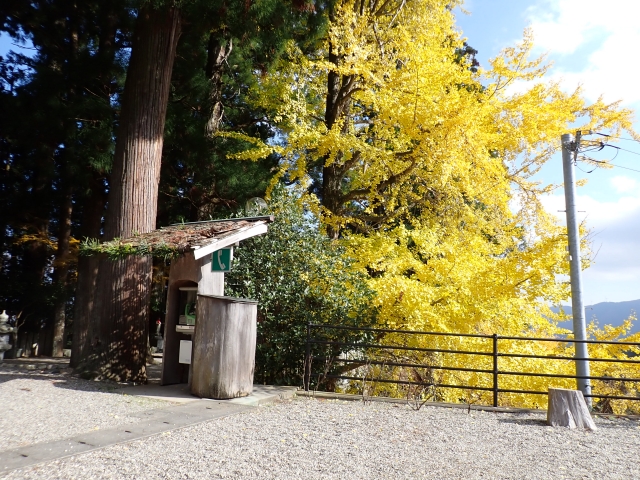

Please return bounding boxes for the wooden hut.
[90,216,273,398]
[156,217,272,391]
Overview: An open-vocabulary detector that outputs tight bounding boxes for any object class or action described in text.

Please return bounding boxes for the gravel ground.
[0,367,172,450]
[3,393,640,480]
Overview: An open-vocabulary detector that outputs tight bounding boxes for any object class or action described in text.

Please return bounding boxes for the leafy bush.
[225,187,377,385]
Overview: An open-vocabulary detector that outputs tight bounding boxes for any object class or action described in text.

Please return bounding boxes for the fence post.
[304,323,311,392]
[492,334,499,407]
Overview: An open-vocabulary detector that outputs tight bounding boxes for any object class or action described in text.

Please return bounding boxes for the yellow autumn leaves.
[225,0,639,411]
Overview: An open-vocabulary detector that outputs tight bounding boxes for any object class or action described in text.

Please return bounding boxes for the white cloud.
[526,0,640,105]
[526,5,595,54]
[610,175,638,193]
[526,0,640,302]
[527,0,640,54]
[541,187,640,225]
[540,188,640,303]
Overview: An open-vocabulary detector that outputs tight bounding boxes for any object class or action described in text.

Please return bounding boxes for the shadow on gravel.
[0,370,119,394]
[497,415,639,430]
[0,372,61,385]
[1,361,162,388]
[497,417,548,428]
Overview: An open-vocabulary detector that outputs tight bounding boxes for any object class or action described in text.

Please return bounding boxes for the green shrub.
[225,187,377,385]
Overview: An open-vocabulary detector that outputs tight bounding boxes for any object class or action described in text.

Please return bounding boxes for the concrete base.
[115,383,297,406]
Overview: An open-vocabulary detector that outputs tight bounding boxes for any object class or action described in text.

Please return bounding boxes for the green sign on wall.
[211,247,233,272]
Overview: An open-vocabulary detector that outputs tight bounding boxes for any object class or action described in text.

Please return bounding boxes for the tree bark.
[70,5,117,367]
[205,34,232,136]
[547,387,597,430]
[322,37,353,239]
[70,175,106,368]
[74,5,181,381]
[51,11,79,358]
[51,183,73,357]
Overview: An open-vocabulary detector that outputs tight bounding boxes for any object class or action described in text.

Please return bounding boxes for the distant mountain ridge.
[551,299,640,334]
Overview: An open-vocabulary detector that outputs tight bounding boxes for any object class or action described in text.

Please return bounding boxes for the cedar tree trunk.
[51,183,73,357]
[70,175,106,368]
[74,5,181,381]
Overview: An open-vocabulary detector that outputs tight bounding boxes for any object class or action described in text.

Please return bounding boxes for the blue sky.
[2,2,639,304]
[456,0,640,305]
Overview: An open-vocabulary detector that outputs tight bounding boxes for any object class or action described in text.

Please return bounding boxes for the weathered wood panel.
[160,253,223,385]
[191,295,257,399]
[197,254,224,295]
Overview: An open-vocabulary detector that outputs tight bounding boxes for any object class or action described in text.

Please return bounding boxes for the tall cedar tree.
[74,4,182,381]
[74,1,325,381]
[0,1,130,356]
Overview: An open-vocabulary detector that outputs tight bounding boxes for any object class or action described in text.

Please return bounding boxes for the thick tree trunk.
[322,42,348,239]
[74,5,181,381]
[51,184,73,357]
[105,6,181,239]
[70,259,99,367]
[70,175,106,368]
[70,3,118,368]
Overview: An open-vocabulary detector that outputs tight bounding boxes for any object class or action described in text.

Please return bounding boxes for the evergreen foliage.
[0,0,324,361]
[225,187,377,385]
[1,0,639,408]
[158,0,328,224]
[0,0,132,353]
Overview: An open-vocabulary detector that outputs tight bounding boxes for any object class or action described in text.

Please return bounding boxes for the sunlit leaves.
[223,0,639,408]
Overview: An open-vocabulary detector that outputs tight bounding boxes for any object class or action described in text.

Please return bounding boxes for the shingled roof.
[80,216,274,259]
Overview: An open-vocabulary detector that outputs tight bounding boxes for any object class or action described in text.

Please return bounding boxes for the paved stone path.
[0,399,249,473]
[0,362,296,475]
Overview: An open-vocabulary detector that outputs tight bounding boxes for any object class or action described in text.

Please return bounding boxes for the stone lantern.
[0,310,16,362]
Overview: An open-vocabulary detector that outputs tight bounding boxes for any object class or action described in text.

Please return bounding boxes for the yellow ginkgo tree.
[225,0,639,409]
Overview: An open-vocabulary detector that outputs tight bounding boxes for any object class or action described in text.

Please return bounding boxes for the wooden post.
[191,294,257,399]
[547,387,597,430]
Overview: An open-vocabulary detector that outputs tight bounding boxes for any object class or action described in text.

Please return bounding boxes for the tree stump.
[547,388,597,430]
[191,294,257,399]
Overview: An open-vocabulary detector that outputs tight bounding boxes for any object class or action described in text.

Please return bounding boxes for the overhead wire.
[575,133,640,172]
[575,162,598,174]
[579,155,640,174]
[604,144,640,158]
[607,147,620,163]
[578,146,619,163]
[594,132,640,144]
[579,144,606,153]
[600,162,640,174]
[583,132,640,156]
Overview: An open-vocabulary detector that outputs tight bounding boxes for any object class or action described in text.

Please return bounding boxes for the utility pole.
[561,132,592,407]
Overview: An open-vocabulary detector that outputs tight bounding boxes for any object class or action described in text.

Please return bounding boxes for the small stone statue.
[0,310,16,362]
[155,319,164,353]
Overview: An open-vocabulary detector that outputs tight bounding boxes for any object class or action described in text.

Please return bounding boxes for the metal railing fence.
[304,323,640,409]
